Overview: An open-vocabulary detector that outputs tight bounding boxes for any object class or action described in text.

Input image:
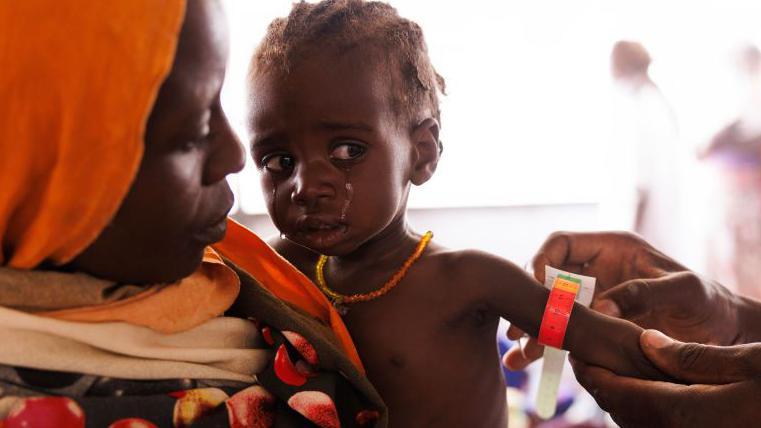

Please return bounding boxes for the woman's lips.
[192,186,235,245]
[192,214,229,244]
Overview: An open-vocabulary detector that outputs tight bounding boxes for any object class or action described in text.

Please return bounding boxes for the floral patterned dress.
[0,265,386,428]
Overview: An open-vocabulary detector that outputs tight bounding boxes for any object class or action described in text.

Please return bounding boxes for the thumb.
[595,273,695,319]
[593,278,653,319]
[640,329,761,384]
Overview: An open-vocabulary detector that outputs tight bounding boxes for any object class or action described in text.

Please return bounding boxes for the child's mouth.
[295,216,349,249]
[298,215,342,230]
[308,223,338,231]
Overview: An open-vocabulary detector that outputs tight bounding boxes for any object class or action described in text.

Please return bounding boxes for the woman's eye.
[178,133,210,152]
[262,154,295,172]
[330,142,366,161]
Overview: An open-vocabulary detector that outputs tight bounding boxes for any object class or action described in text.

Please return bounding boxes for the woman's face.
[66,0,244,284]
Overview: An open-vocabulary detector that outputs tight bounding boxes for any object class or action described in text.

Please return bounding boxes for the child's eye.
[261,154,295,172]
[330,142,366,161]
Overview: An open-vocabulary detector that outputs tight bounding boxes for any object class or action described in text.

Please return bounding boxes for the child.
[247,1,663,426]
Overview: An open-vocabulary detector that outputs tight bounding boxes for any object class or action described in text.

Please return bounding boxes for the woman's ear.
[409,118,440,186]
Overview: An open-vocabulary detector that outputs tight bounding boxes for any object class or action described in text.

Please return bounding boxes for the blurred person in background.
[702,44,761,300]
[599,41,684,259]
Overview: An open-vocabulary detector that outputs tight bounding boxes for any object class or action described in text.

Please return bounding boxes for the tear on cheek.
[339,169,353,223]
[268,174,283,231]
[340,181,353,222]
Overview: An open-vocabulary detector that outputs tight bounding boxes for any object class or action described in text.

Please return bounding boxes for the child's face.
[249,51,415,256]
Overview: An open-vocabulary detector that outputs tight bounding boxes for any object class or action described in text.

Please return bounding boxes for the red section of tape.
[538,282,578,349]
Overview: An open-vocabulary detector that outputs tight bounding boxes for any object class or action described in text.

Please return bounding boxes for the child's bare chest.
[337,283,507,427]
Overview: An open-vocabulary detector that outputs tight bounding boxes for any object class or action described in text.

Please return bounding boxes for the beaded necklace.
[315,231,433,315]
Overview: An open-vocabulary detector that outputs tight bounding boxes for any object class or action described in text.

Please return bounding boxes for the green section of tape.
[557,274,582,285]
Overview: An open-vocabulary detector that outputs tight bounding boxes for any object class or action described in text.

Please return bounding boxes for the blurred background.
[220,1,761,426]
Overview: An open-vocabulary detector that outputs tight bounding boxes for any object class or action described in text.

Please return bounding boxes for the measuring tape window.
[538,274,580,349]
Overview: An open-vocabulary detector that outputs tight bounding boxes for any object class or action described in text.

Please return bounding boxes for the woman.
[0,1,384,426]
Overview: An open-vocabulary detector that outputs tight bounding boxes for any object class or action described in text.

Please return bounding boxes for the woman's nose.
[204,111,245,185]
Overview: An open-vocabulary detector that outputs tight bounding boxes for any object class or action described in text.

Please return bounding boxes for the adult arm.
[503,231,757,370]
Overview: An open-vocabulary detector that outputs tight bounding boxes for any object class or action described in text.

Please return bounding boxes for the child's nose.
[290,160,336,207]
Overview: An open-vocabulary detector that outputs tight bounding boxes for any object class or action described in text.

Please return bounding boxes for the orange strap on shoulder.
[214,218,364,373]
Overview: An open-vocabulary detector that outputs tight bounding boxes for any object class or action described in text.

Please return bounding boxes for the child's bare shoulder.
[422,245,528,288]
[415,245,534,327]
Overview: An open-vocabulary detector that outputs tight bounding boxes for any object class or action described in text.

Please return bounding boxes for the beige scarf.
[0,250,269,382]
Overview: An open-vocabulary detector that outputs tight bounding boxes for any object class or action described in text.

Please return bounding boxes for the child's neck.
[322,214,424,294]
[341,214,418,260]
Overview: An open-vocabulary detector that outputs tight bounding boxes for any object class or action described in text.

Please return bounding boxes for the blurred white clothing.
[599,82,684,257]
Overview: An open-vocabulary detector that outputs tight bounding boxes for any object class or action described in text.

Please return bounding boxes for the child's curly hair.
[250,0,446,128]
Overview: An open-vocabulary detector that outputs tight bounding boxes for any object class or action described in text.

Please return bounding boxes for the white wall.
[222,0,761,214]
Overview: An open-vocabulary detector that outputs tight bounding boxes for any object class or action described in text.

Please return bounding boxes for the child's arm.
[455,250,666,380]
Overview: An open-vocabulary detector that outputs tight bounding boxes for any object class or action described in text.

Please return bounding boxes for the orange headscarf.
[0,0,185,268]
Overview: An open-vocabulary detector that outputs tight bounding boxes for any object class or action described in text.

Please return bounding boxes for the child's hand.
[502,327,543,370]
